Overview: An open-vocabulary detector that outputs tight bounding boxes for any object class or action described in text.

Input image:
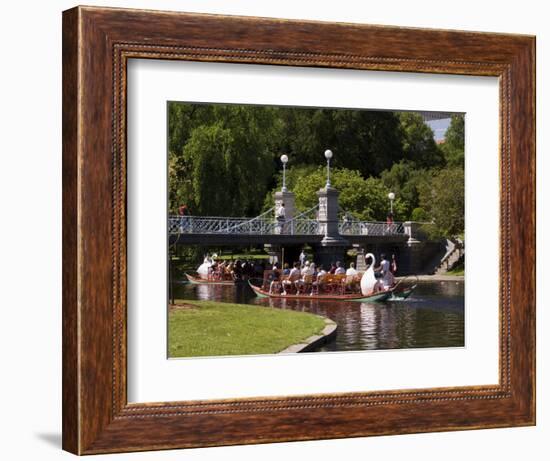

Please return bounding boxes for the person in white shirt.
[276,202,286,233]
[282,262,301,295]
[346,262,358,276]
[301,261,312,276]
[288,263,300,279]
[378,253,395,289]
[334,261,346,275]
[296,262,315,294]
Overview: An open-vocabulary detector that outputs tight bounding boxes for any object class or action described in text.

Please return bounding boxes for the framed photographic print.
[62,5,535,454]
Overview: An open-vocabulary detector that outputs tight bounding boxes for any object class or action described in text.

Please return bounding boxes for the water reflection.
[172,280,464,351]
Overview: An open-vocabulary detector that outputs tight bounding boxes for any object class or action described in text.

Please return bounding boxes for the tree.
[184,124,236,216]
[264,166,406,221]
[418,167,464,237]
[440,114,465,167]
[168,103,278,215]
[399,112,445,168]
[380,160,432,218]
[277,107,405,177]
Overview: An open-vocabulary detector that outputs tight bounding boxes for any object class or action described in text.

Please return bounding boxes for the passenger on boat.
[282,263,291,276]
[372,273,384,293]
[240,261,249,280]
[296,263,315,294]
[282,262,301,295]
[311,265,327,295]
[334,261,346,275]
[232,260,242,280]
[329,262,337,274]
[215,261,230,281]
[378,253,395,289]
[346,262,358,276]
[268,263,281,294]
[310,263,318,278]
[213,261,223,279]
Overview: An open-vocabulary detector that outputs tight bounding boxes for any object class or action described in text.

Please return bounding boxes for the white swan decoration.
[360,253,378,295]
[197,255,213,279]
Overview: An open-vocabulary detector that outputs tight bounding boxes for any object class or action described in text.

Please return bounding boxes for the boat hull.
[390,285,417,300]
[185,273,235,286]
[248,281,392,302]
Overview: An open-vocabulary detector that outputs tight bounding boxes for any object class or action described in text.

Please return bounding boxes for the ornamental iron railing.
[338,220,405,236]
[169,214,404,237]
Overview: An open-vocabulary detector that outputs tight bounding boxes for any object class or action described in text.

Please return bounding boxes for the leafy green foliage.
[418,167,465,237]
[440,114,465,167]
[169,104,277,216]
[411,207,429,222]
[278,108,404,177]
[380,160,432,217]
[266,166,406,221]
[398,112,445,168]
[168,102,465,238]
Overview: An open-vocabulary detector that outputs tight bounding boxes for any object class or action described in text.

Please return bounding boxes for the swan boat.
[248,252,417,302]
[248,281,393,302]
[185,255,238,285]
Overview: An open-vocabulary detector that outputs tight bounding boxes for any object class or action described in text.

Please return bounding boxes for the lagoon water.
[172,280,464,352]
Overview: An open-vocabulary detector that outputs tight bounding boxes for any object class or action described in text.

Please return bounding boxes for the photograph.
[167,102,466,358]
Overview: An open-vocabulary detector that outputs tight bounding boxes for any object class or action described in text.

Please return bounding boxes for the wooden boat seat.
[343,274,361,294]
[320,274,346,295]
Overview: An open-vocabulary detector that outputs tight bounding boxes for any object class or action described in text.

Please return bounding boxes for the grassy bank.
[447,261,464,276]
[169,300,326,358]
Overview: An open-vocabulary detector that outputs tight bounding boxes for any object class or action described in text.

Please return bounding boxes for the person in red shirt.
[386,212,394,234]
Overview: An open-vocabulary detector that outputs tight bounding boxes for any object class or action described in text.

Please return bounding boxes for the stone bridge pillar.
[353,245,367,271]
[313,186,349,268]
[274,191,295,234]
[403,221,422,244]
[317,186,340,241]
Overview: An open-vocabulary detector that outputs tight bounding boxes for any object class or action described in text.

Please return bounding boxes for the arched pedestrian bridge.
[168,208,411,246]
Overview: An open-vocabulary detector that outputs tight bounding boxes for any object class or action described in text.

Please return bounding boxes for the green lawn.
[169,300,326,358]
[447,267,464,276]
[447,260,465,276]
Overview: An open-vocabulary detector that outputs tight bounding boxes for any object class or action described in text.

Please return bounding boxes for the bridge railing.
[168,216,322,235]
[283,204,320,235]
[286,218,320,235]
[169,216,404,236]
[168,216,277,235]
[338,221,405,236]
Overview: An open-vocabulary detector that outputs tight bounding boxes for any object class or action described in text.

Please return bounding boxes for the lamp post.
[388,192,395,214]
[280,154,289,192]
[324,149,333,188]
